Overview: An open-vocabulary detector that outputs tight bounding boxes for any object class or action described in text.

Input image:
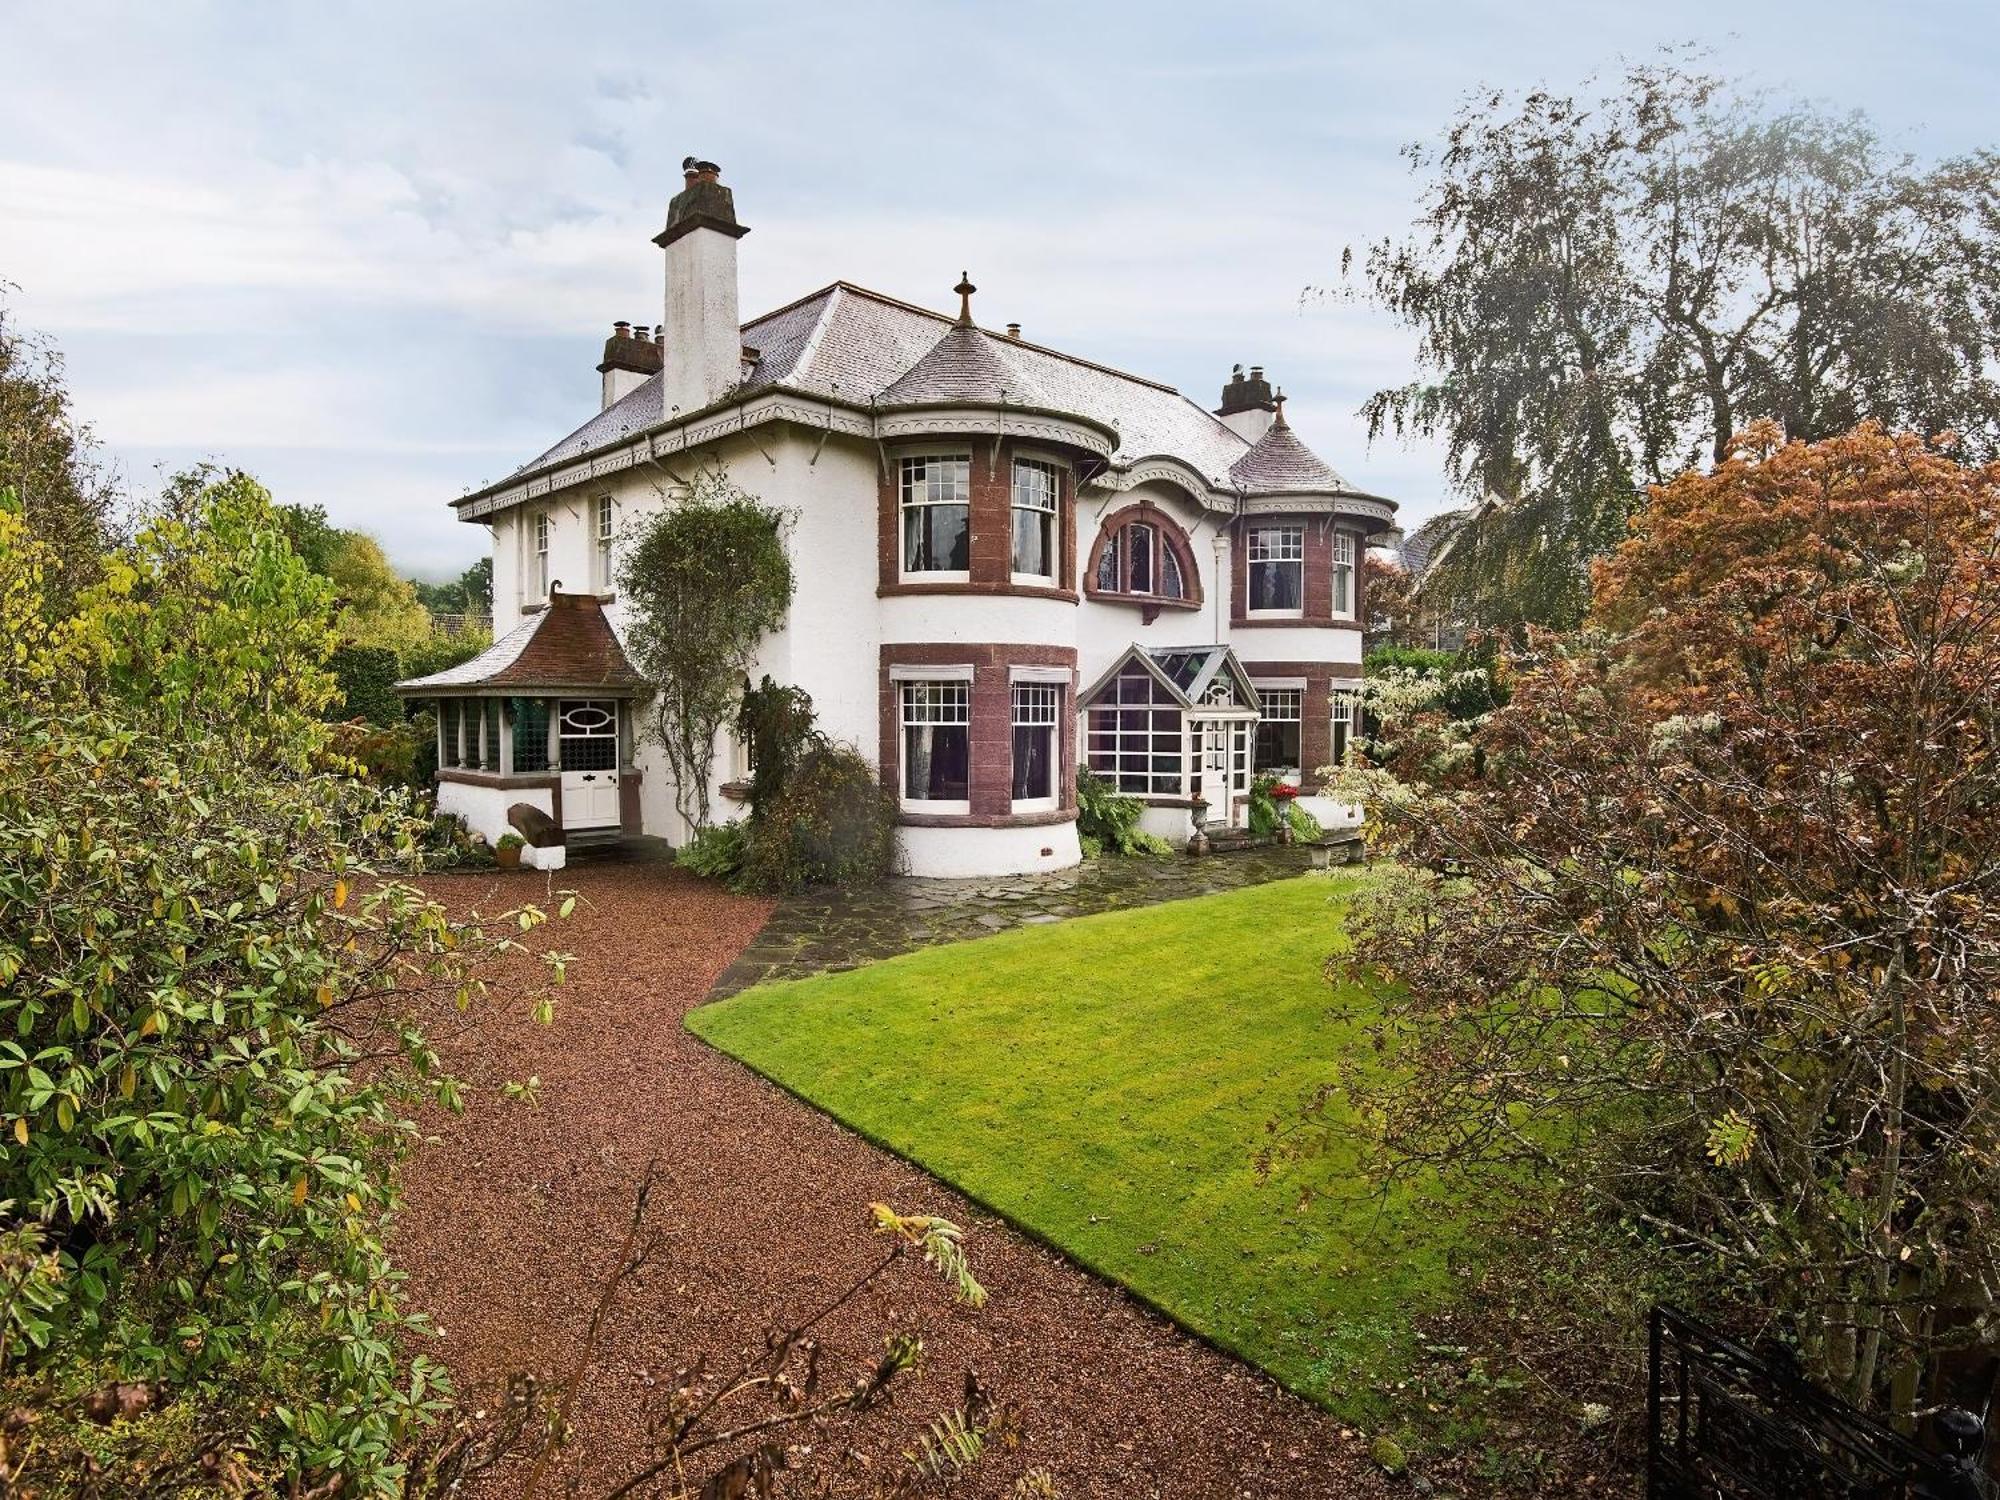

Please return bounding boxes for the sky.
[4,1,1995,578]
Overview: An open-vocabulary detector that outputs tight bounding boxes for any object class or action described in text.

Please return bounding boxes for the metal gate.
[1648,1305,1989,1499]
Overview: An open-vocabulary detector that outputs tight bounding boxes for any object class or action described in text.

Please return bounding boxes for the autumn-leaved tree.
[1345,55,2000,628]
[1320,423,2000,1420]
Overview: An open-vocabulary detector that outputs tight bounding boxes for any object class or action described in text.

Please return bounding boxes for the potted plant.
[495,831,526,870]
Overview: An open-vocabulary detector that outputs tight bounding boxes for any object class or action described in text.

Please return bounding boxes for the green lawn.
[688,871,1485,1419]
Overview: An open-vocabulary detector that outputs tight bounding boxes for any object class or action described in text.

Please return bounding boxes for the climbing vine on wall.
[618,463,794,829]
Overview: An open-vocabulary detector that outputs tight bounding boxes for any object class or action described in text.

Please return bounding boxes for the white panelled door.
[558,700,621,830]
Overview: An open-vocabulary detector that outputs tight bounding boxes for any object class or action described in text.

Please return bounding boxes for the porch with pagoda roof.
[395,587,649,859]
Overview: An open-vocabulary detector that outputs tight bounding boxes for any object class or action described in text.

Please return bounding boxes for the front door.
[1194,716,1253,827]
[558,699,622,830]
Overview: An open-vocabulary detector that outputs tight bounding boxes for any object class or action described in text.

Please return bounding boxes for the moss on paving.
[688,871,1486,1421]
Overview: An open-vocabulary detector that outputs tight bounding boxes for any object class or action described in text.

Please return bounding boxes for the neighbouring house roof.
[1081,643,1262,714]
[395,589,646,696]
[1399,507,1473,583]
[471,281,1391,516]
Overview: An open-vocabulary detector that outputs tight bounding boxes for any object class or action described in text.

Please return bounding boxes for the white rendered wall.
[436,780,553,848]
[1137,803,1195,848]
[491,513,522,634]
[1225,623,1365,670]
[1074,481,1229,687]
[662,229,741,421]
[900,821,1081,878]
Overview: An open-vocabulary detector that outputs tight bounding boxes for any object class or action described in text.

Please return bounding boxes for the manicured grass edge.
[684,905,1376,1417]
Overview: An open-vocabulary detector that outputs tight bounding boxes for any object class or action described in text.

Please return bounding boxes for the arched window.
[1088,507,1200,606]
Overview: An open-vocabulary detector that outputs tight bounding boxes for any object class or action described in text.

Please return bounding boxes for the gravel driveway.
[392,862,1384,1498]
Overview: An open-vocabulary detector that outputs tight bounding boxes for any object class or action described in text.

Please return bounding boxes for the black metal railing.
[1648,1305,1989,1499]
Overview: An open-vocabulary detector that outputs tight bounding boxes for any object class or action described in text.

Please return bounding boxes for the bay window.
[900,455,971,575]
[901,679,970,807]
[1010,682,1060,808]
[1011,458,1059,581]
[1247,524,1303,613]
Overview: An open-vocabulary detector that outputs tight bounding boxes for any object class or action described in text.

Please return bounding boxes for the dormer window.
[899,454,971,577]
[1090,511,1194,603]
[1010,458,1060,582]
[1247,524,1303,614]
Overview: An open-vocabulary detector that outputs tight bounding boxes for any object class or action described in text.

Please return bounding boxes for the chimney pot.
[613,320,631,336]
[633,324,651,342]
[1006,322,1022,340]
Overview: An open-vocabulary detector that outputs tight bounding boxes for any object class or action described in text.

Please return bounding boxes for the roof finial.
[953,271,977,327]
[1272,387,1288,428]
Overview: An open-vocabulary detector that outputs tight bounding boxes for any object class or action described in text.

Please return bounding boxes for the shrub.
[735,674,820,820]
[0,475,563,1488]
[677,820,748,882]
[1074,768,1170,857]
[326,715,425,786]
[1286,800,1324,842]
[327,643,403,727]
[738,745,897,894]
[397,624,491,685]
[1247,774,1284,837]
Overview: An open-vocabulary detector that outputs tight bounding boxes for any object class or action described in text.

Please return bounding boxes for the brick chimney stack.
[596,319,662,411]
[1215,363,1278,442]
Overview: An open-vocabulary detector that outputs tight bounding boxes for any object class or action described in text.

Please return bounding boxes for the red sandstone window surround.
[1086,505,1202,610]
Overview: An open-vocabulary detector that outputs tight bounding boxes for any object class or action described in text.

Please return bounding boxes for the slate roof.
[491,281,1304,495]
[396,590,645,695]
[1399,507,1474,583]
[1227,416,1351,496]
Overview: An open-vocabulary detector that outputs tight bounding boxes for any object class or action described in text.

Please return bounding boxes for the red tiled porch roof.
[396,588,647,696]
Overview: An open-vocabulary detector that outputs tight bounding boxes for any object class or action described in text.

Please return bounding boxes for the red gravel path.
[392,863,1384,1498]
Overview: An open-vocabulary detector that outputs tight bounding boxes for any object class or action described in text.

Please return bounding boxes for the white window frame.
[1083,665,1184,797]
[1247,524,1305,617]
[1009,456,1060,585]
[594,495,615,595]
[532,511,551,603]
[1252,684,1304,775]
[898,677,972,813]
[898,453,972,582]
[1331,687,1363,767]
[1331,529,1356,619]
[1009,682,1061,812]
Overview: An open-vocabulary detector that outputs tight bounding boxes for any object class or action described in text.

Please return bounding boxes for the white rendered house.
[399,160,1396,878]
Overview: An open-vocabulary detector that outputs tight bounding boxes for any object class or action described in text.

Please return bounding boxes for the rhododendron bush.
[1316,424,2000,1419]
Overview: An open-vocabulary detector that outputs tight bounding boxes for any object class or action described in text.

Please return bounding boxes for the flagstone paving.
[707,843,1346,997]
